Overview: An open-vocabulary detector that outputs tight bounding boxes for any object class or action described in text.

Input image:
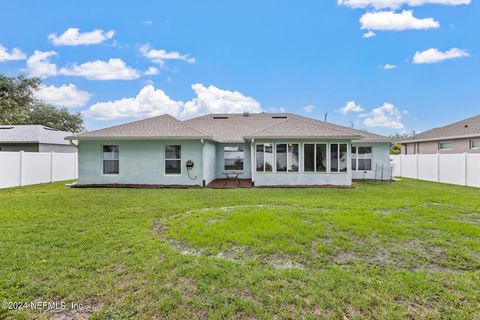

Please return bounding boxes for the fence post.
[415,154,419,180]
[436,153,440,182]
[50,152,55,183]
[464,152,468,186]
[19,151,24,186]
[74,152,78,179]
[399,155,402,177]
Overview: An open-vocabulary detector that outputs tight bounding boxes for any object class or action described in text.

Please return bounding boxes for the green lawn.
[0,180,479,319]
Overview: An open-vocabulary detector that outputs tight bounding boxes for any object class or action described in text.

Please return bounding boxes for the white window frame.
[438,141,453,150]
[102,144,119,176]
[303,143,328,174]
[223,146,245,172]
[274,143,300,173]
[255,143,274,173]
[164,144,182,176]
[470,139,480,150]
[351,146,373,172]
[329,142,348,174]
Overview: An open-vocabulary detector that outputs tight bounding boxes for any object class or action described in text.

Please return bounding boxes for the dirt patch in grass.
[48,297,103,320]
[153,205,471,273]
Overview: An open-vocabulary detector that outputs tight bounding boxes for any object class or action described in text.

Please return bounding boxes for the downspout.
[250,138,255,187]
[201,139,206,187]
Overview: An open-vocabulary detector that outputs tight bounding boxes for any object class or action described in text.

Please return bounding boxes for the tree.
[0,74,85,133]
[390,143,401,155]
[0,75,41,124]
[29,103,84,133]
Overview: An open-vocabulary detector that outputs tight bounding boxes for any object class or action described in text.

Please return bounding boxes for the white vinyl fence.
[391,153,480,188]
[0,151,77,189]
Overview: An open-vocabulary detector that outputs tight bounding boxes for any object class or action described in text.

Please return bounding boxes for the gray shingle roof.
[404,114,480,143]
[186,113,390,142]
[243,116,361,139]
[0,125,73,145]
[69,114,212,140]
[69,112,390,143]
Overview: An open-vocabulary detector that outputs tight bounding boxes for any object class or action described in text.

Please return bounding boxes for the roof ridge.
[243,117,292,137]
[177,117,211,137]
[289,113,388,139]
[77,114,186,137]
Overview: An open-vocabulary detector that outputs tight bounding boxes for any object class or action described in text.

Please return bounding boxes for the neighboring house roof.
[69,112,391,143]
[68,114,212,140]
[0,125,73,145]
[403,114,480,143]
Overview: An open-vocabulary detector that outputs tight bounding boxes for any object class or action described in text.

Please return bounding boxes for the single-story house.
[68,112,392,187]
[0,125,77,153]
[401,114,480,155]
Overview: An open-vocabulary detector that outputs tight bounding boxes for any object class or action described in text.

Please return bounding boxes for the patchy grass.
[0,179,479,319]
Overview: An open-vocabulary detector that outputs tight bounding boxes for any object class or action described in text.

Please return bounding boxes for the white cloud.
[144,66,159,75]
[363,30,377,38]
[362,102,404,129]
[84,84,263,120]
[83,85,183,120]
[27,50,59,78]
[59,58,140,80]
[182,84,262,118]
[413,48,469,64]
[48,28,115,46]
[35,84,91,108]
[360,10,439,31]
[384,64,398,69]
[0,44,26,62]
[338,0,470,9]
[337,101,364,114]
[140,44,195,66]
[304,105,315,113]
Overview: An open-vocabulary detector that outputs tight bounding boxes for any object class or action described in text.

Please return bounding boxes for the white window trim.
[274,143,300,173]
[164,144,182,176]
[223,146,245,172]
[470,139,480,150]
[303,142,328,174]
[438,141,453,151]
[329,142,349,174]
[101,144,119,176]
[255,143,274,173]
[351,146,373,172]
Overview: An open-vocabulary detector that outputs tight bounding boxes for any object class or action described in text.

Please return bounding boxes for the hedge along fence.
[0,151,77,189]
[390,153,480,188]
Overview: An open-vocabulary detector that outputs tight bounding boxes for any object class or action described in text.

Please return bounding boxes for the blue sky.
[0,0,478,135]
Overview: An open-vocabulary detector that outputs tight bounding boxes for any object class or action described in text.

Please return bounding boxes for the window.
[276,144,287,172]
[304,143,327,173]
[471,139,480,149]
[275,143,299,172]
[103,145,119,175]
[165,145,181,175]
[304,144,315,172]
[439,141,453,150]
[224,146,244,171]
[352,146,372,171]
[256,144,273,172]
[331,143,348,173]
[287,144,299,172]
